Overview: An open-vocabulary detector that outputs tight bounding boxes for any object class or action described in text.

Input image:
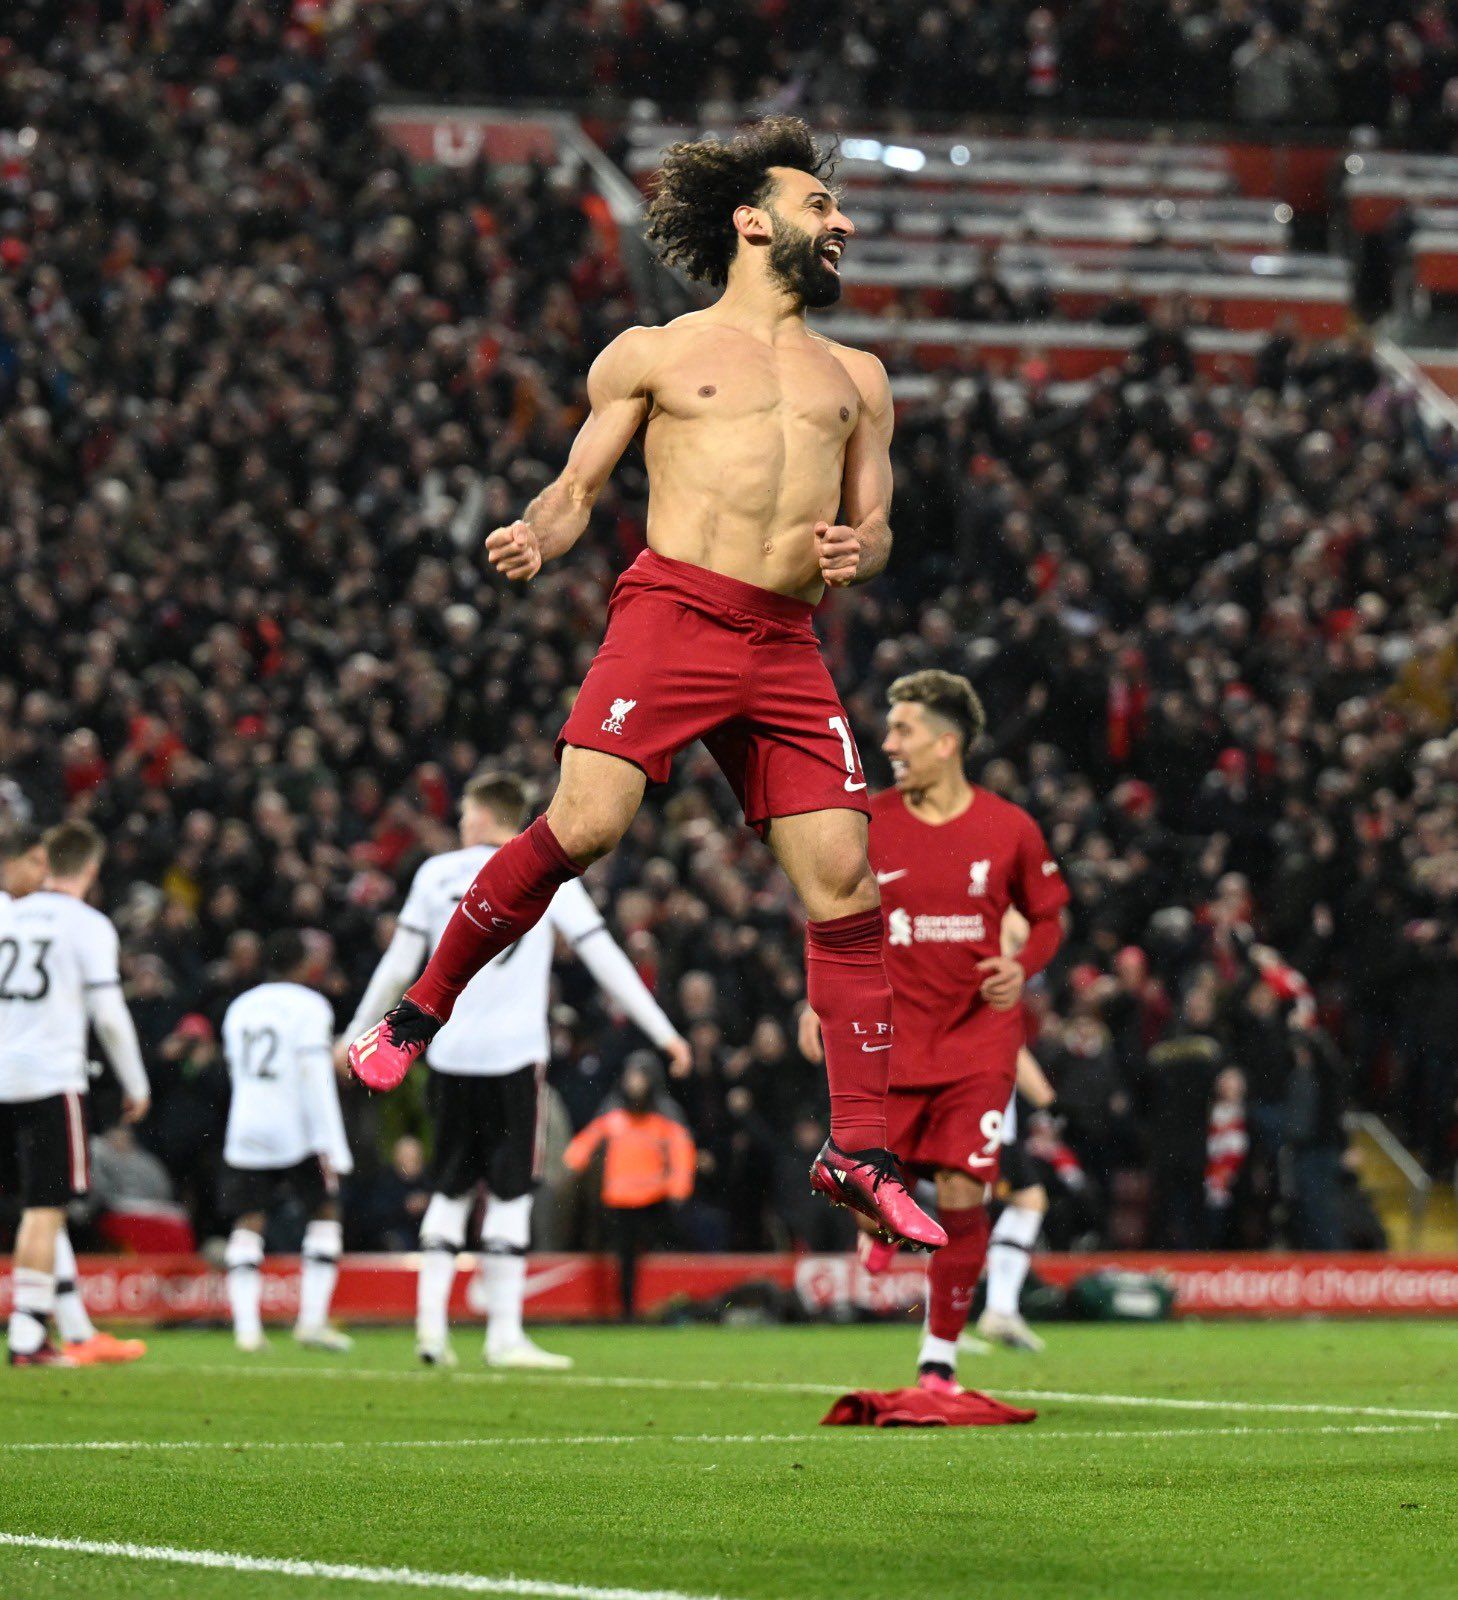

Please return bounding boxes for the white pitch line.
[174,1363,1458,1423]
[994,1387,1458,1424]
[183,1364,848,1396]
[0,1422,1444,1454]
[0,1433,816,1453]
[0,1532,728,1600]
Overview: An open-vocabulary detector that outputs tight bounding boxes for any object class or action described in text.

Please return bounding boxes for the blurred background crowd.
[1,3,1456,1263]
[372,0,1458,146]
[21,0,1458,146]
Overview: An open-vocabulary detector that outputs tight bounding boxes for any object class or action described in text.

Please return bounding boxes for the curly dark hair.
[643,116,837,287]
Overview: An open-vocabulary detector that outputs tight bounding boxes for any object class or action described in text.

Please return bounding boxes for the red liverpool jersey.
[868,787,1070,1087]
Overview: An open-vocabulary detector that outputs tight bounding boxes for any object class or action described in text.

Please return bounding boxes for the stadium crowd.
[377,0,1458,147]
[1,9,1456,1264]
[38,0,1458,147]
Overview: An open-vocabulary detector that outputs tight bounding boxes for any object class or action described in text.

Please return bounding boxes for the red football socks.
[806,908,893,1150]
[926,1205,992,1342]
[406,815,581,1022]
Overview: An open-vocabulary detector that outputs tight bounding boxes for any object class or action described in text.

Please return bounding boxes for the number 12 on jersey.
[242,1027,280,1079]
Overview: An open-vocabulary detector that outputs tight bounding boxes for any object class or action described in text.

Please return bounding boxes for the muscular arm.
[487,328,656,578]
[818,351,894,587]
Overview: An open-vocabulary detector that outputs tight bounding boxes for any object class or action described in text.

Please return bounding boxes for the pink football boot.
[810,1141,947,1251]
[347,997,442,1092]
[916,1366,964,1398]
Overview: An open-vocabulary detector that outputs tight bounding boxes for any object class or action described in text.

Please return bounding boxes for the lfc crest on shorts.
[601,697,637,735]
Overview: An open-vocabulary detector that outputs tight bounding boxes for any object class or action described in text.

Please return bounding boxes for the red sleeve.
[1016,913,1064,981]
[1012,814,1071,921]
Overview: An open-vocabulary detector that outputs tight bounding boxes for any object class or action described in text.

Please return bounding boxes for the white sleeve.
[342,926,430,1042]
[85,984,150,1102]
[301,1000,353,1174]
[395,863,436,939]
[545,878,608,944]
[76,912,122,990]
[566,917,680,1052]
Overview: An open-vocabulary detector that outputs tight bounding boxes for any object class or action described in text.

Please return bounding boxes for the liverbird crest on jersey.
[968,859,991,897]
[601,698,637,735]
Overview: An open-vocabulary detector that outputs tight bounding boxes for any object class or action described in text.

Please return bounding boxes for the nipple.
[840,406,850,421]
[699,385,717,398]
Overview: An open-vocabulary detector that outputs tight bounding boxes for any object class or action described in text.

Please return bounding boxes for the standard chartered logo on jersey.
[888,908,985,946]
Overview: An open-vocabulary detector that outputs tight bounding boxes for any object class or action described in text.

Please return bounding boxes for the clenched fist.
[814,521,862,588]
[976,956,1026,1012]
[486,520,542,581]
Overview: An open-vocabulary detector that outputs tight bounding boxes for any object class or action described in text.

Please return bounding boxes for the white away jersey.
[397,845,607,1076]
[222,981,352,1173]
[0,890,121,1102]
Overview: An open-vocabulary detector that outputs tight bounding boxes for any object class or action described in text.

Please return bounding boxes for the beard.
[767,212,842,309]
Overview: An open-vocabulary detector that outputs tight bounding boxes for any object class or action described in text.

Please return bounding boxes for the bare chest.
[649,338,861,442]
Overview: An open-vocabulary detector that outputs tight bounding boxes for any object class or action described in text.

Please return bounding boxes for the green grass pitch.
[1,1320,1455,1599]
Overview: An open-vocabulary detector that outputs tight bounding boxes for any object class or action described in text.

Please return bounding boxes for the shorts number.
[828,716,867,793]
[0,938,52,1002]
[978,1109,1004,1156]
[243,1027,280,1079]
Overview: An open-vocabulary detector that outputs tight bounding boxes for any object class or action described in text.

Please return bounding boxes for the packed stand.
[0,16,1454,1263]
[96,0,1458,149]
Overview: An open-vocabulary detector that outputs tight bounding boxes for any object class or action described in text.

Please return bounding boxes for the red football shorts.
[558,548,871,833]
[886,1062,1018,1181]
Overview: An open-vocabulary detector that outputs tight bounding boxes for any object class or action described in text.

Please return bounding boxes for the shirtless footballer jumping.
[348,117,944,1250]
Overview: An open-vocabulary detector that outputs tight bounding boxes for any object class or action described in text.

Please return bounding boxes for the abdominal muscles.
[642,409,845,598]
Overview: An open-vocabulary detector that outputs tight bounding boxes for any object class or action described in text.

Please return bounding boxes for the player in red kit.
[346,118,944,1251]
[802,670,1067,1391]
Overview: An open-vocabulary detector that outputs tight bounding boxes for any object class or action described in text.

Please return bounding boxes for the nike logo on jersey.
[966,1155,995,1167]
[860,1042,892,1053]
[844,777,867,792]
[875,869,909,884]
